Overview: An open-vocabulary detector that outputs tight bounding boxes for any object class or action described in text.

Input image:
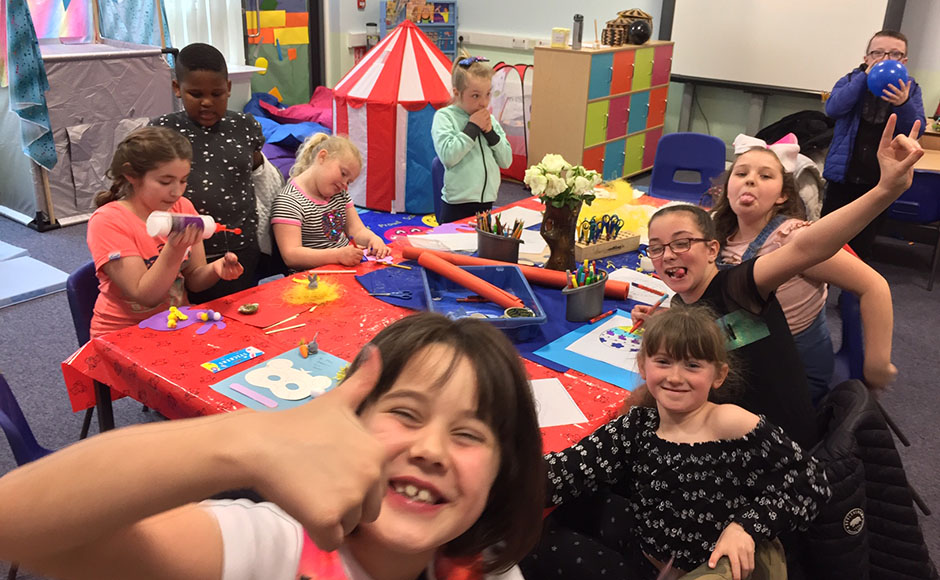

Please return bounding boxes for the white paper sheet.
[564,314,641,371]
[519,229,548,254]
[494,206,544,229]
[529,378,588,428]
[407,233,478,252]
[607,269,673,307]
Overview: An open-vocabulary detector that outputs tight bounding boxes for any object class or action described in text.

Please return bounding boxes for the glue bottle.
[146,211,219,239]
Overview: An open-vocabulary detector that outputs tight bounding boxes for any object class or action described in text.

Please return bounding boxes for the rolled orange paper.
[418,252,524,309]
[404,247,629,301]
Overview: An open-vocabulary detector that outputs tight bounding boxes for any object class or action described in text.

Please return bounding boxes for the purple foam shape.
[229,383,278,408]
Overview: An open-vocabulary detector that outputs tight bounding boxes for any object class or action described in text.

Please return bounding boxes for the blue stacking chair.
[0,372,53,579]
[831,292,864,386]
[65,261,115,438]
[886,170,940,291]
[432,157,446,225]
[0,373,53,466]
[647,132,726,205]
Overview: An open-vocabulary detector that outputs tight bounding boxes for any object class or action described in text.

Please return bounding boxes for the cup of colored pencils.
[561,261,608,322]
[476,211,524,263]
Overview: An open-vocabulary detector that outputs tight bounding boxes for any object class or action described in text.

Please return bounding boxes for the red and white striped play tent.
[333,21,452,214]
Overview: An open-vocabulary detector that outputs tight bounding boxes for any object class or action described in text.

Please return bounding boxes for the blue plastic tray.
[421,265,547,341]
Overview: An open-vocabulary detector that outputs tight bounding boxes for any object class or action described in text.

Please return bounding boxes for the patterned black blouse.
[545,406,830,572]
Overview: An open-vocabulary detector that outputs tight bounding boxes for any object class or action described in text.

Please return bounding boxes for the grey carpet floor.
[1,180,936,578]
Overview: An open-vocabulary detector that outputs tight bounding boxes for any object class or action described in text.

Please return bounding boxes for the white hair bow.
[732,132,800,173]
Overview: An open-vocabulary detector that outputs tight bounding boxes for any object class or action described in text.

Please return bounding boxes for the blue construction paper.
[533,309,642,391]
[209,347,348,411]
[354,262,424,309]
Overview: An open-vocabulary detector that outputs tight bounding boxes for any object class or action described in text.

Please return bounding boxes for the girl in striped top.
[272,134,389,269]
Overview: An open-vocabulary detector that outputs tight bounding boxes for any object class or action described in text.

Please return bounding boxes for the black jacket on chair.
[806,380,937,580]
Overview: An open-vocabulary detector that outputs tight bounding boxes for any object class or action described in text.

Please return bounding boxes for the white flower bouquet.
[523,154,602,210]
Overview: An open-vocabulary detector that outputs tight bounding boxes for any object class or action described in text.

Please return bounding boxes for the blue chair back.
[432,157,445,225]
[832,292,864,386]
[889,171,940,224]
[648,132,726,204]
[66,261,99,345]
[0,373,52,465]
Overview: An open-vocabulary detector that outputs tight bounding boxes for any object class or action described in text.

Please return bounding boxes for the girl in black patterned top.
[536,306,831,580]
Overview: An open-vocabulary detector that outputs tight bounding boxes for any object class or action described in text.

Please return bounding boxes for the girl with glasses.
[632,115,922,449]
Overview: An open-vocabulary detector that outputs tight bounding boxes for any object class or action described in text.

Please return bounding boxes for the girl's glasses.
[867,49,906,60]
[458,56,489,68]
[644,237,709,258]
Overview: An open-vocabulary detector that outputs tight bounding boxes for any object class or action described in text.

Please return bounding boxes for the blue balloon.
[867,60,909,97]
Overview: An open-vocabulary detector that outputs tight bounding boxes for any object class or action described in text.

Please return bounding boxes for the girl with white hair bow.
[710,133,897,402]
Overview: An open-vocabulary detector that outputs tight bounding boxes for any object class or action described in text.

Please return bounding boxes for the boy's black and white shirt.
[150,110,264,256]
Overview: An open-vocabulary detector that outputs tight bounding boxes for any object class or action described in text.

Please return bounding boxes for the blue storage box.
[421,265,547,341]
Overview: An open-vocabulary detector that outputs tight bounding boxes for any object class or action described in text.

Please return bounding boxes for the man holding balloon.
[822,29,926,261]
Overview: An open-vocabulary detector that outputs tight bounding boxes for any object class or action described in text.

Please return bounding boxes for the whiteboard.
[669,0,891,93]
[458,0,661,41]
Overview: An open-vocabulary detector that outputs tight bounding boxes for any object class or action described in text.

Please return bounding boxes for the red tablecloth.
[61,257,628,452]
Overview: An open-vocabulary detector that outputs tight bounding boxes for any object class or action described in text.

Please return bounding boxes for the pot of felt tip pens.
[476,211,524,263]
[562,260,607,322]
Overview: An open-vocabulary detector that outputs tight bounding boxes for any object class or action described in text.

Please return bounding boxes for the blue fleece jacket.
[823,68,925,183]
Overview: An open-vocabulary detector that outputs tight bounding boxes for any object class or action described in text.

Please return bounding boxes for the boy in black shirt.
[151,43,265,302]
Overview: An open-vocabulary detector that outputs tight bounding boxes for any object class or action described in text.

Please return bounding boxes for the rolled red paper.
[403,247,629,301]
[417,252,524,309]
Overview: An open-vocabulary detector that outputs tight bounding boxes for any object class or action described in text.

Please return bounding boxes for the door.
[585,100,610,148]
[606,95,630,141]
[627,91,649,134]
[624,133,645,176]
[582,144,605,174]
[588,52,615,100]
[647,86,669,128]
[643,127,663,169]
[651,44,673,86]
[603,139,626,181]
[632,47,654,92]
[610,49,635,95]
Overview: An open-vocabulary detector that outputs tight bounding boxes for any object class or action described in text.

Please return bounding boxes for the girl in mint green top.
[431,57,513,223]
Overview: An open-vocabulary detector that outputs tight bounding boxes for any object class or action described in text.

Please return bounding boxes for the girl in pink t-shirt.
[86,126,244,338]
[710,134,896,403]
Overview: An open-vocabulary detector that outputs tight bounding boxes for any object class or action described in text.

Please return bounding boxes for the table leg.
[93,380,115,432]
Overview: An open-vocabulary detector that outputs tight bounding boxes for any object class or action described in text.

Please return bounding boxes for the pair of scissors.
[608,215,625,239]
[578,220,591,244]
[368,290,413,299]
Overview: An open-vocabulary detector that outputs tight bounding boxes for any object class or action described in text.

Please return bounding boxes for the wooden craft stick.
[385,262,413,270]
[263,313,299,330]
[594,19,599,48]
[265,323,306,335]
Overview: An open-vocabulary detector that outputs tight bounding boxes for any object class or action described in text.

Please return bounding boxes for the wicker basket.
[602,8,653,46]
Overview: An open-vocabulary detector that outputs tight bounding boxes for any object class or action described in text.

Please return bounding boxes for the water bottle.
[146,211,217,239]
[572,14,584,50]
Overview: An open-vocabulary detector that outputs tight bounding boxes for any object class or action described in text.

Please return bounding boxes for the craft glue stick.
[146,211,242,239]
